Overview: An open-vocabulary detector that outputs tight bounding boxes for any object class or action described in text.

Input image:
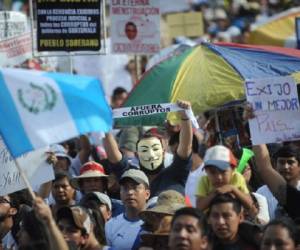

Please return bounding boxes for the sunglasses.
[0,197,11,206]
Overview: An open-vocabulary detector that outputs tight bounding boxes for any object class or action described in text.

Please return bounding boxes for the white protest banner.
[245,76,300,144]
[113,103,199,129]
[0,137,54,196]
[0,11,29,40]
[0,32,32,67]
[110,0,160,54]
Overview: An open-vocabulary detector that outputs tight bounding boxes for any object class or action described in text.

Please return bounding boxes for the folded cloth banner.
[113,102,199,128]
[0,68,113,157]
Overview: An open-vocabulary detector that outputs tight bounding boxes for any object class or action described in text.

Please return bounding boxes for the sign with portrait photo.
[110,0,160,54]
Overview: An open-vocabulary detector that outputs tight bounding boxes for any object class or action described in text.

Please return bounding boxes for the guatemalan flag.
[0,68,113,158]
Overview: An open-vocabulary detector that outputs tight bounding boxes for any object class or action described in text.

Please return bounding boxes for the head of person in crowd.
[272,144,300,186]
[140,190,186,233]
[56,206,99,249]
[70,161,108,194]
[49,144,72,172]
[61,138,78,158]
[0,193,19,242]
[208,193,243,244]
[203,145,237,188]
[125,21,138,40]
[261,217,300,250]
[80,192,112,222]
[164,120,181,138]
[111,87,128,109]
[136,132,165,176]
[52,171,76,206]
[140,215,173,250]
[168,207,208,250]
[168,131,199,156]
[17,209,51,250]
[119,169,150,214]
[78,200,107,246]
[119,126,140,159]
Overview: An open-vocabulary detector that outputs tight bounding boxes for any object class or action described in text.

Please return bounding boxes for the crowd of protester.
[1,98,300,250]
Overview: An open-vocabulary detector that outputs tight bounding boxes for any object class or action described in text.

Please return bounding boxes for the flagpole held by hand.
[13,159,36,200]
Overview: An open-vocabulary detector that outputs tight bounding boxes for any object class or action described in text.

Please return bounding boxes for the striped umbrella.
[115,42,300,126]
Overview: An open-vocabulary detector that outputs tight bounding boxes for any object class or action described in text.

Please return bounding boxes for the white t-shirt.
[105,213,143,250]
[252,192,270,223]
[185,163,205,207]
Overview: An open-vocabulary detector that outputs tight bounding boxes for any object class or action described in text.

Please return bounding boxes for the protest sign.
[245,76,300,144]
[0,32,32,67]
[110,0,160,54]
[0,137,54,196]
[166,12,204,39]
[296,17,300,49]
[113,102,199,129]
[36,0,101,52]
[0,11,29,40]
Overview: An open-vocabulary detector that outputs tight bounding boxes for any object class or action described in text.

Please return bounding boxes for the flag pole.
[13,159,36,200]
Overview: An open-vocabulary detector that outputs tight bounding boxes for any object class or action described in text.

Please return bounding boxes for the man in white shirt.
[105,169,150,250]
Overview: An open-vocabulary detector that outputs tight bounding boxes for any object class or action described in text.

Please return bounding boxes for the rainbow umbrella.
[247,7,300,48]
[115,42,300,126]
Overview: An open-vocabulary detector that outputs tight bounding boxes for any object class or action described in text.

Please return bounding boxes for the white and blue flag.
[0,68,113,158]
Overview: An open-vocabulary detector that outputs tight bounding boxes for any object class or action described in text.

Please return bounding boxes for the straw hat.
[140,190,186,222]
[70,161,108,190]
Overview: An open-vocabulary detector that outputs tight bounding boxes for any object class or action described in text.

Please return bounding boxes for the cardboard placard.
[245,76,300,144]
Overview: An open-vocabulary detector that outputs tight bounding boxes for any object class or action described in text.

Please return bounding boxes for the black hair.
[18,210,51,250]
[272,144,300,163]
[9,190,30,209]
[263,217,300,245]
[125,21,137,28]
[53,170,72,182]
[81,200,106,245]
[208,194,242,215]
[112,87,127,100]
[171,207,207,236]
[168,132,199,154]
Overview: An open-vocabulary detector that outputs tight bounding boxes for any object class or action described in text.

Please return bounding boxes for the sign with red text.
[110,0,160,54]
[245,76,300,144]
[0,32,32,67]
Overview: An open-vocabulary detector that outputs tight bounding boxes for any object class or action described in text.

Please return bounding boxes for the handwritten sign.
[110,0,160,54]
[0,137,54,196]
[0,32,32,67]
[245,76,300,144]
[0,11,29,40]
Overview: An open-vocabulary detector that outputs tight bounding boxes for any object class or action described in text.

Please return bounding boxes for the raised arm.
[103,132,123,164]
[78,135,92,165]
[33,197,69,250]
[176,100,193,159]
[253,144,287,205]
